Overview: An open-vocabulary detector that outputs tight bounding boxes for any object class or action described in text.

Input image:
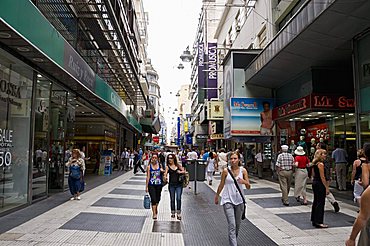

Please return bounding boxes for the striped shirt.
[276,152,294,170]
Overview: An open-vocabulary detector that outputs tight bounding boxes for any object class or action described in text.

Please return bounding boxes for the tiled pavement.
[0,170,360,245]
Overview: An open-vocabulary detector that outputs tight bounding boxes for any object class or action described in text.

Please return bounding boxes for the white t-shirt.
[218,152,228,167]
[80,151,86,160]
[255,153,263,163]
[187,151,198,160]
[207,158,215,172]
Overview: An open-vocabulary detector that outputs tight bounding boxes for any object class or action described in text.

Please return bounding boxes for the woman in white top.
[206,152,218,185]
[215,151,251,246]
[129,150,135,169]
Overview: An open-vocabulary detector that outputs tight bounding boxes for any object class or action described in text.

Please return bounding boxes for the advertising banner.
[198,42,205,103]
[208,101,224,120]
[306,123,330,141]
[207,42,218,99]
[223,56,233,139]
[230,97,274,136]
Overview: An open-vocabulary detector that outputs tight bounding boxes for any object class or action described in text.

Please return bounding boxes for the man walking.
[276,145,294,206]
[332,145,348,191]
[255,149,263,179]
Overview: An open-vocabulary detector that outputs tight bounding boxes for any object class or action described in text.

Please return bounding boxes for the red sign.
[152,136,160,144]
[311,94,355,110]
[307,123,330,141]
[273,94,354,120]
[272,96,310,120]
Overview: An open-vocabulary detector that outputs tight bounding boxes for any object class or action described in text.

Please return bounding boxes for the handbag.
[179,171,190,188]
[70,165,81,180]
[143,194,151,209]
[227,168,246,220]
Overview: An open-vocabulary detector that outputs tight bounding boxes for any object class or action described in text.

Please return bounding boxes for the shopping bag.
[143,194,151,209]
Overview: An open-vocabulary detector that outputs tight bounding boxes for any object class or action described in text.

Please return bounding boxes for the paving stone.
[123,180,146,185]
[152,221,182,233]
[277,211,355,230]
[251,196,311,208]
[109,189,146,196]
[181,183,277,246]
[60,213,145,233]
[244,187,280,195]
[92,198,142,209]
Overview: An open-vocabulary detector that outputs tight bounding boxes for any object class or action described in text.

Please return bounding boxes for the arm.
[362,164,369,188]
[215,169,228,204]
[145,165,150,193]
[239,168,251,189]
[164,166,169,179]
[346,187,370,246]
[351,160,359,185]
[318,163,329,194]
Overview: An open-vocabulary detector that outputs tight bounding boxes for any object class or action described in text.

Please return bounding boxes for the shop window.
[0,49,33,213]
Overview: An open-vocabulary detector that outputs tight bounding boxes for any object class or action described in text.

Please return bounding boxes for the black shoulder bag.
[227,168,246,220]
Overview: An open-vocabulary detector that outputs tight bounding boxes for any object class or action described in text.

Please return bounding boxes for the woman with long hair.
[311,149,330,228]
[145,153,164,219]
[215,151,251,246]
[66,149,85,201]
[164,153,185,220]
[206,152,217,185]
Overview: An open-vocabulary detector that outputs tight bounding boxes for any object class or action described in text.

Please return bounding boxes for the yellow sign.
[208,101,224,120]
[184,121,189,132]
[210,134,224,140]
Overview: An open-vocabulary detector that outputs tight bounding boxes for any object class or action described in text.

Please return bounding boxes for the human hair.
[229,151,240,160]
[219,148,225,153]
[317,142,327,151]
[358,149,366,159]
[166,153,178,166]
[209,152,214,159]
[363,143,370,160]
[72,149,81,158]
[262,101,270,107]
[312,149,327,165]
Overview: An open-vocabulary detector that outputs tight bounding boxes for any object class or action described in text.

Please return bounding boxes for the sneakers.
[76,196,81,200]
[70,197,75,201]
[332,202,340,213]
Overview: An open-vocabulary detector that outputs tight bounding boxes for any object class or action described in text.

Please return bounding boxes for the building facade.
[0,0,160,215]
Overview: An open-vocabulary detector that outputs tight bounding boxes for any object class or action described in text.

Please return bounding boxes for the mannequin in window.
[310,138,316,155]
[297,136,307,152]
[260,101,274,136]
[289,140,297,154]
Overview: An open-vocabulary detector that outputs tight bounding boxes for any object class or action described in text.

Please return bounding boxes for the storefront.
[354,30,370,148]
[273,93,355,160]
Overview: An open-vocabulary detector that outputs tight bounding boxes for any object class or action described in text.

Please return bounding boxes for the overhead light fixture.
[177,63,184,70]
[294,118,300,120]
[334,117,339,119]
[17,47,30,52]
[307,115,312,117]
[326,115,332,117]
[349,113,354,116]
[180,46,194,62]
[37,74,42,78]
[91,112,95,115]
[317,112,322,114]
[81,111,85,114]
[305,118,310,120]
[0,32,11,38]
[289,119,293,121]
[33,58,44,62]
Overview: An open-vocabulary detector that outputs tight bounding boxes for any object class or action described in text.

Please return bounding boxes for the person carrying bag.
[215,151,251,246]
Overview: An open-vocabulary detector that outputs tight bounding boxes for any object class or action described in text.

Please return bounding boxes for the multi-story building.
[188,0,225,148]
[0,0,159,215]
[175,84,191,146]
[215,0,370,167]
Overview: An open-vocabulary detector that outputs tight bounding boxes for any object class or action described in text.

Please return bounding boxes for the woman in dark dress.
[311,149,330,228]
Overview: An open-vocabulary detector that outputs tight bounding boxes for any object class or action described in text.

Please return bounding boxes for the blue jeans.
[169,184,183,213]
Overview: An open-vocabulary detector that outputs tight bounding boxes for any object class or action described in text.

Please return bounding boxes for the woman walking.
[294,146,310,205]
[351,149,366,209]
[164,153,185,220]
[207,152,217,185]
[66,149,85,201]
[311,149,330,228]
[215,151,251,246]
[145,153,164,219]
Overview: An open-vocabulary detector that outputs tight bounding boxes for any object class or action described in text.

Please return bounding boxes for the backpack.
[70,165,81,180]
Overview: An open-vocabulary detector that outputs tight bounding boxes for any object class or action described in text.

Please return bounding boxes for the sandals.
[177,214,182,220]
[301,201,308,205]
[171,214,175,218]
[153,215,158,220]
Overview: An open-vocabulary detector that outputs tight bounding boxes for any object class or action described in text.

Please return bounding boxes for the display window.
[0,49,33,213]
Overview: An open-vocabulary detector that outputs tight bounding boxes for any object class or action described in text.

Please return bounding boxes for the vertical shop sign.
[198,42,205,103]
[0,128,13,167]
[223,56,233,139]
[207,43,218,99]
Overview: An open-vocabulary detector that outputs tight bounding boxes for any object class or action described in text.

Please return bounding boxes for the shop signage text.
[64,44,95,91]
[210,134,224,140]
[207,101,224,120]
[273,96,310,119]
[0,79,23,108]
[196,134,208,140]
[0,128,13,167]
[207,42,218,99]
[312,95,355,110]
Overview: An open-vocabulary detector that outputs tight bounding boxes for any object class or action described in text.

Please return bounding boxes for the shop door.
[32,76,51,200]
[48,89,68,191]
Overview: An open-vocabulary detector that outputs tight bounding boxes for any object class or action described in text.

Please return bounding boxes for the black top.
[355,159,366,180]
[168,166,181,185]
[313,164,326,184]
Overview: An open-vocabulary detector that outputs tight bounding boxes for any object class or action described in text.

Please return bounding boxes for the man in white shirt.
[187,148,198,160]
[255,150,264,179]
[218,148,228,173]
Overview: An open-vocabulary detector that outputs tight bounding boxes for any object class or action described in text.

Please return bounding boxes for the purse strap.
[227,168,246,205]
